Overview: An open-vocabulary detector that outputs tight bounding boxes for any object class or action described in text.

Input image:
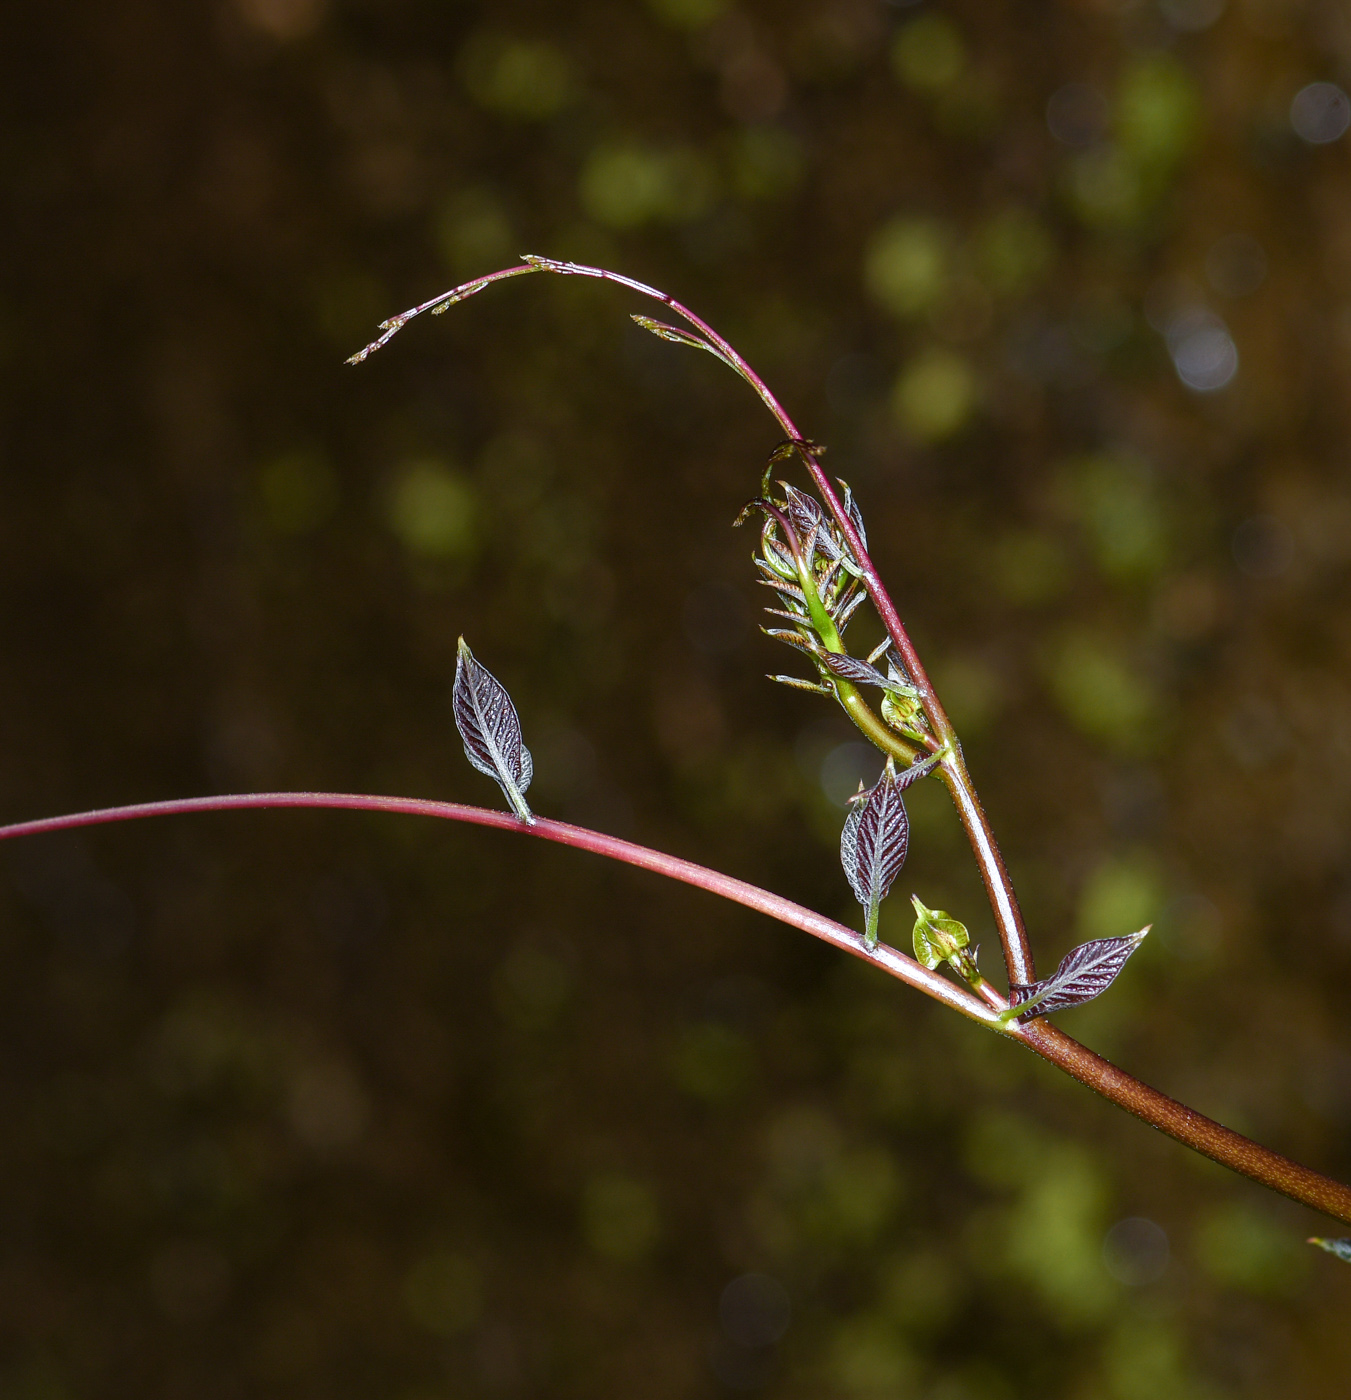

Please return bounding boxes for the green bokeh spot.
[581,1173,661,1263]
[976,206,1054,296]
[1077,854,1164,944]
[579,143,714,229]
[458,33,574,121]
[1194,1201,1308,1296]
[258,450,338,535]
[864,217,948,317]
[436,188,514,276]
[1117,55,1201,171]
[668,1022,755,1104]
[991,530,1073,605]
[891,16,965,95]
[729,125,804,201]
[645,0,726,29]
[932,654,1005,736]
[1066,147,1148,232]
[829,1316,917,1398]
[1062,454,1169,581]
[1102,1314,1195,1400]
[1044,630,1156,751]
[402,1251,483,1337]
[892,349,977,442]
[388,460,479,561]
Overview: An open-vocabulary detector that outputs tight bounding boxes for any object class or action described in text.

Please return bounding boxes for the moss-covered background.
[2,0,1351,1395]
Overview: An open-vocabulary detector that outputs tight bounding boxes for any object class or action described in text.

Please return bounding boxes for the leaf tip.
[1308,1237,1351,1263]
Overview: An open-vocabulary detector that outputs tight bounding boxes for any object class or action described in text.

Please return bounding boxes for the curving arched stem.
[3,791,1350,1225]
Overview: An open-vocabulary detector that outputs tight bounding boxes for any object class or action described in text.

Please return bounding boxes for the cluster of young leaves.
[734,452,928,747]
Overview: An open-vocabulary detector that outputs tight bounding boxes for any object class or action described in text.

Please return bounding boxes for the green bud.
[910,895,970,970]
[882,688,924,735]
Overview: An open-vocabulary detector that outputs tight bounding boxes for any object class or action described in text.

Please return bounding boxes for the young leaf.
[835,588,867,631]
[839,481,868,549]
[769,673,833,695]
[452,637,535,824]
[821,651,920,696]
[894,750,943,791]
[840,758,912,947]
[1308,1237,1351,1263]
[781,485,824,547]
[1003,928,1150,1022]
[761,438,826,492]
[629,315,734,368]
[761,627,822,656]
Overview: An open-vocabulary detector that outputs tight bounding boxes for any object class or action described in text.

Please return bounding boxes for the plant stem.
[3,791,1350,1224]
[0,792,998,1027]
[345,265,1351,1224]
[1011,1020,1351,1225]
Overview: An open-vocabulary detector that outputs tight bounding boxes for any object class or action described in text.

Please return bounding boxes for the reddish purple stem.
[0,791,1001,1026]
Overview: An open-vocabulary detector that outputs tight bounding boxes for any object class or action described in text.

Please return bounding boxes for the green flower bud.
[910,895,970,970]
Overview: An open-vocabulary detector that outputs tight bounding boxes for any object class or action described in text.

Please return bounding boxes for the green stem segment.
[864,895,881,950]
[792,552,927,765]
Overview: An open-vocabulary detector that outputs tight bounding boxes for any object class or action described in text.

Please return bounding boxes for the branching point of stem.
[334,262,1351,1227]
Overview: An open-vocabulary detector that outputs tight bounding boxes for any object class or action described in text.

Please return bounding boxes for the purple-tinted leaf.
[453,638,534,824]
[763,537,798,579]
[766,438,827,467]
[1006,928,1149,1021]
[1309,1238,1351,1263]
[769,673,833,695]
[840,759,910,911]
[781,484,823,539]
[761,628,820,656]
[894,751,943,791]
[820,652,922,699]
[821,651,889,688]
[818,555,846,597]
[839,480,868,549]
[733,498,775,530]
[885,657,918,693]
[839,797,865,902]
[754,562,805,595]
[835,588,867,631]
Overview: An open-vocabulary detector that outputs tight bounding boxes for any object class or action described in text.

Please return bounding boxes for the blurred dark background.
[2,0,1351,1395]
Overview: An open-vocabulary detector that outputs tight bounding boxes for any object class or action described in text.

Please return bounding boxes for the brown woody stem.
[1013,1021,1351,1225]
